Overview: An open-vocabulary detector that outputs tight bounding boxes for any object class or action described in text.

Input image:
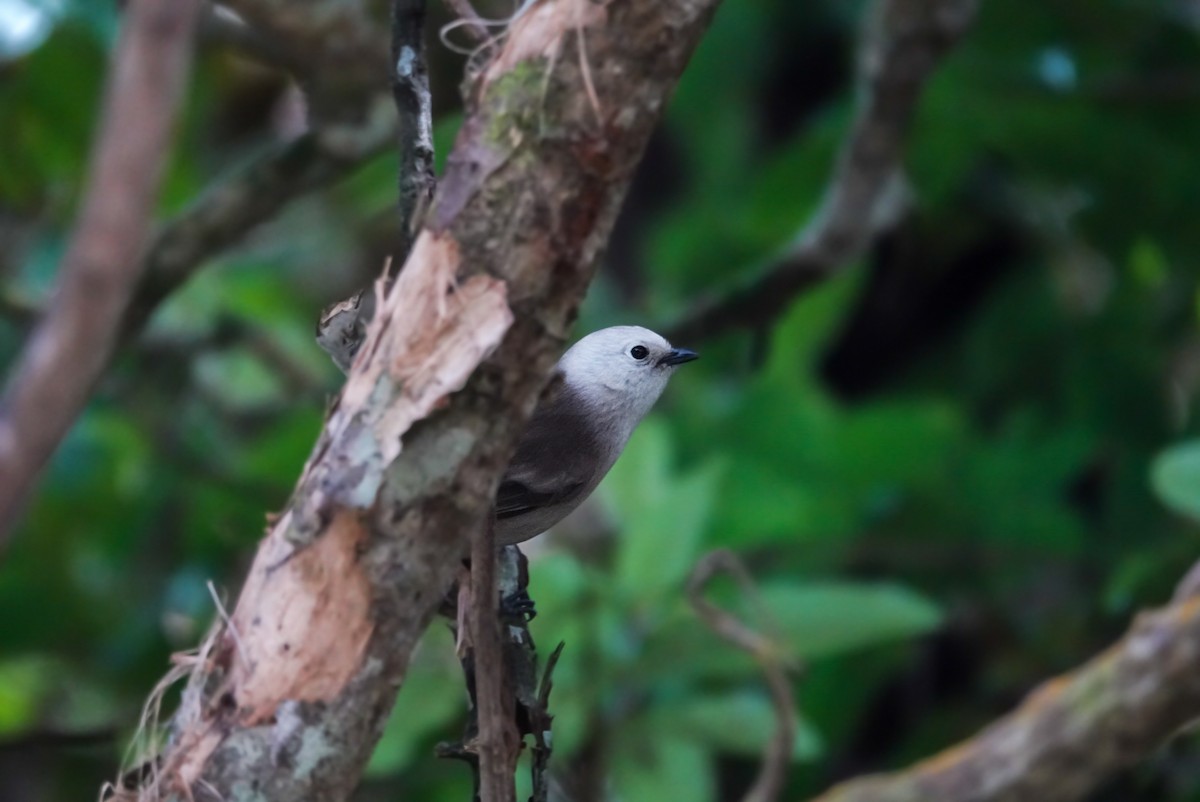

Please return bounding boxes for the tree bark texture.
[813,589,1200,802]
[141,1,723,799]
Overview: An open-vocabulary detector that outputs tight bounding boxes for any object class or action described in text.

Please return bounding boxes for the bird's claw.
[500,588,537,622]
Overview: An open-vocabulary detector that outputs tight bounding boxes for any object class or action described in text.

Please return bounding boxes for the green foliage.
[1152,441,1200,523]
[3,0,1200,799]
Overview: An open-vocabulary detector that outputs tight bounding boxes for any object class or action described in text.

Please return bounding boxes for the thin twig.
[442,546,560,801]
[0,0,203,547]
[529,640,565,802]
[666,0,977,345]
[391,0,438,258]
[688,550,798,802]
[315,0,437,372]
[469,520,520,802]
[206,580,250,666]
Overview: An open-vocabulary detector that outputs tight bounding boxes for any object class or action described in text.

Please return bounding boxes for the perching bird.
[494,326,697,545]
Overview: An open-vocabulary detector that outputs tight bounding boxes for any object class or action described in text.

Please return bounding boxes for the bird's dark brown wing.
[495,383,605,518]
[495,478,584,519]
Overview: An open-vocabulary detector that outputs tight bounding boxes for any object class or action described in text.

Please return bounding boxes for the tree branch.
[0,0,203,546]
[215,0,389,123]
[812,564,1200,802]
[1,9,397,544]
[469,523,519,802]
[314,0,438,374]
[125,97,396,342]
[666,0,977,346]
[120,0,724,799]
[391,0,437,256]
[200,3,307,75]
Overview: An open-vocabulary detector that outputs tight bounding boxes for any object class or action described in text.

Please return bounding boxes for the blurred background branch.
[689,550,799,802]
[667,0,977,345]
[0,0,203,545]
[4,0,1200,799]
[213,0,389,123]
[125,101,396,342]
[199,3,307,76]
[814,560,1200,802]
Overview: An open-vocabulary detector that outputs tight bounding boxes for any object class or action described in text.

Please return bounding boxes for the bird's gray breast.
[493,383,612,545]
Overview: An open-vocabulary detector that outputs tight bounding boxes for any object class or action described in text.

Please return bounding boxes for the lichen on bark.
[125,1,726,800]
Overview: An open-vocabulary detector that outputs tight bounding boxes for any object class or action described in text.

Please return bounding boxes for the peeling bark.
[134,0,724,799]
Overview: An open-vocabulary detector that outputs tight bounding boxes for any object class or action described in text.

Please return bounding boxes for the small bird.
[494,326,697,545]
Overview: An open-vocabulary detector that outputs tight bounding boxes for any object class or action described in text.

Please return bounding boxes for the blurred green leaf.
[1152,441,1200,523]
[649,690,823,762]
[0,656,54,734]
[367,627,463,776]
[760,581,942,660]
[614,736,714,802]
[608,420,723,604]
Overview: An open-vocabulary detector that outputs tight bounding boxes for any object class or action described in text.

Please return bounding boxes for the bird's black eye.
[630,345,649,361]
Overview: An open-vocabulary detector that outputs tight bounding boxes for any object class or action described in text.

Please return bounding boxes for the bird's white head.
[557,325,698,427]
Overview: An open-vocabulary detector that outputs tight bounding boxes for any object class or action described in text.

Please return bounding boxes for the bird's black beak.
[659,347,699,367]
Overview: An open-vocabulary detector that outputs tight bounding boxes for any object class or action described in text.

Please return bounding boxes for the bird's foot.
[499,588,537,622]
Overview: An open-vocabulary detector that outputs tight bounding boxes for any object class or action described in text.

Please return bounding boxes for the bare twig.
[0,0,203,546]
[666,0,977,345]
[316,0,438,373]
[688,550,798,802]
[469,522,520,802]
[391,0,437,255]
[530,640,565,802]
[813,559,1200,802]
[439,547,558,801]
[314,0,437,373]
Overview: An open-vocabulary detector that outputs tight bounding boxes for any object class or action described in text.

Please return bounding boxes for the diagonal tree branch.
[0,3,404,548]
[812,561,1200,802]
[200,3,308,75]
[0,0,203,547]
[119,0,724,799]
[666,0,977,346]
[215,0,390,123]
[123,100,396,341]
